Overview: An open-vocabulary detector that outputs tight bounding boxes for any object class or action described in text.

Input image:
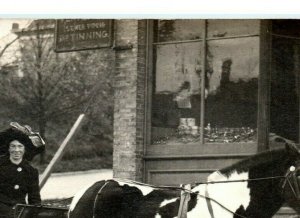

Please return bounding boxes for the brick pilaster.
[113,20,147,181]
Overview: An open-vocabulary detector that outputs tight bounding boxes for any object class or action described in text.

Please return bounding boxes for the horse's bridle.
[281,164,300,200]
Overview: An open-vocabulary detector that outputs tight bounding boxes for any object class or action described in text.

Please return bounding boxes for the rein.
[194,175,286,185]
[115,175,287,189]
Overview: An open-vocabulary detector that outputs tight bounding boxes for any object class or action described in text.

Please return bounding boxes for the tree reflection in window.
[205,37,259,143]
[151,42,202,145]
[151,20,259,145]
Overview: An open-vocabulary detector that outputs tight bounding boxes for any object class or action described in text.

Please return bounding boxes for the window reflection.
[205,37,259,143]
[151,20,260,145]
[158,20,204,42]
[152,42,202,145]
[207,20,259,38]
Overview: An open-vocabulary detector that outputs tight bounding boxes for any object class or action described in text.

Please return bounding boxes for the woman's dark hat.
[0,122,46,161]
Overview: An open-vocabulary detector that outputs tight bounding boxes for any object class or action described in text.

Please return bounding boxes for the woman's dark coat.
[0,156,41,206]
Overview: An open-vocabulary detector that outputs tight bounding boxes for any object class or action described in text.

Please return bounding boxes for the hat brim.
[0,128,45,161]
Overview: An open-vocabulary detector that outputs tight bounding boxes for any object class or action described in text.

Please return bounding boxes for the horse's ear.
[285,142,300,156]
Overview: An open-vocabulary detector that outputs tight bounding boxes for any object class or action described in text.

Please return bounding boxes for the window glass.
[151,20,260,145]
[270,20,300,142]
[205,37,259,143]
[151,42,202,145]
[158,20,204,42]
[207,20,259,38]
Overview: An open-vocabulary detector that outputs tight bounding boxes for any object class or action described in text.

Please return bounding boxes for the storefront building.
[113,20,300,186]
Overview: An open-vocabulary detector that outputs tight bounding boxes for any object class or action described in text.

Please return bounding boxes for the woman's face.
[9,140,25,161]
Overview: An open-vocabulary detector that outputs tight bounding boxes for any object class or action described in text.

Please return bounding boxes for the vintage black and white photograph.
[1,18,300,218]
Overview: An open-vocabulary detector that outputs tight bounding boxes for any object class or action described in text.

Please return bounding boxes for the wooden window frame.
[145,19,268,151]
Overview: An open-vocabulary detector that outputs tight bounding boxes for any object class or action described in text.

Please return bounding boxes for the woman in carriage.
[0,122,45,218]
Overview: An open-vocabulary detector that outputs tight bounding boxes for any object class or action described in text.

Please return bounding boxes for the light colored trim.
[153,34,260,46]
[144,153,253,160]
[200,20,207,144]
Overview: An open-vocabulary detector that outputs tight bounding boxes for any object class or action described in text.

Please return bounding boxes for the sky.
[0,19,31,39]
[0,19,31,67]
[0,2,300,38]
[0,0,300,19]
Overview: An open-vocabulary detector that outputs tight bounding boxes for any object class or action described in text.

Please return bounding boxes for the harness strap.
[281,169,300,200]
[205,185,215,218]
[292,172,300,199]
[15,207,25,218]
[177,184,191,218]
[92,181,110,218]
[287,179,298,197]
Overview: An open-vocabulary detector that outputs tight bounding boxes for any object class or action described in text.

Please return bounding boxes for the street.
[40,169,113,200]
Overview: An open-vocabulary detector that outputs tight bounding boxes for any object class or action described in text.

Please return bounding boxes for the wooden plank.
[144,153,253,160]
[152,34,260,46]
[257,20,272,152]
[146,142,257,156]
[200,20,207,144]
[144,20,154,150]
[143,19,154,182]
[147,170,212,185]
[145,159,246,171]
[39,114,85,189]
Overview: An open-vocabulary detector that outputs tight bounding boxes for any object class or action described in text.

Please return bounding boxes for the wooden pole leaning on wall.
[39,114,85,189]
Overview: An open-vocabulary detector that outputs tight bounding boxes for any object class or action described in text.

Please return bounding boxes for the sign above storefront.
[55,19,113,52]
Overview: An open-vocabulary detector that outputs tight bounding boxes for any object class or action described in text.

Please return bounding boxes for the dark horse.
[68,143,300,218]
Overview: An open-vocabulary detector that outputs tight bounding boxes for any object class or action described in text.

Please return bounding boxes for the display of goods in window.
[152,124,256,145]
[204,126,256,143]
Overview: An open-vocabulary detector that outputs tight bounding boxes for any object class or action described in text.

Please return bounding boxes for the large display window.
[270,20,300,142]
[151,20,259,145]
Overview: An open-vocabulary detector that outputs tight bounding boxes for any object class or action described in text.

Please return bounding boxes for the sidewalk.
[40,169,113,200]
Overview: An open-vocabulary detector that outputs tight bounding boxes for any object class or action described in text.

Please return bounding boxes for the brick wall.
[113,20,147,181]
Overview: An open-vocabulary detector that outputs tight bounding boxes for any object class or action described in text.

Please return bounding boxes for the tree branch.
[0,35,20,59]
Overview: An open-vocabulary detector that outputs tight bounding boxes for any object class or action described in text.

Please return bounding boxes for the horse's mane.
[219,148,289,176]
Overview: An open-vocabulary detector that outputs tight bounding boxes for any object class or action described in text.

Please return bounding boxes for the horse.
[68,142,300,218]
